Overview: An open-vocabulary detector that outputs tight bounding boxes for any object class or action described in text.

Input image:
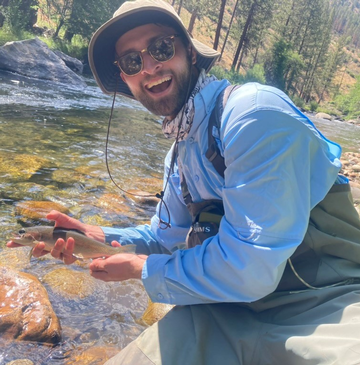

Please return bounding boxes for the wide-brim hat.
[88,0,220,99]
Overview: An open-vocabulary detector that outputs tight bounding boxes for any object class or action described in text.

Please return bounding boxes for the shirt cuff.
[142,254,172,304]
[101,226,123,245]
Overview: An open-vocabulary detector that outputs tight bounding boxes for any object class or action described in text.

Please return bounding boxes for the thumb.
[111,241,121,247]
[46,210,82,229]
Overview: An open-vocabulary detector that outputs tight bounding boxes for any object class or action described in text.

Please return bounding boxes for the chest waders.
[182,85,360,294]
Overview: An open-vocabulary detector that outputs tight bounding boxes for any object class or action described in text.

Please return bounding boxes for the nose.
[141,52,162,75]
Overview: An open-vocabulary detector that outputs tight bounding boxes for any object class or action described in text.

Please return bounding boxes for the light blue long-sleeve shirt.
[102,80,342,305]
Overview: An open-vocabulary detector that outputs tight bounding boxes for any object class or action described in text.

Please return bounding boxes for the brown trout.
[11,226,136,259]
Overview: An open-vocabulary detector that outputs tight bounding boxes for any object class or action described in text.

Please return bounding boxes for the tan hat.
[88,0,220,99]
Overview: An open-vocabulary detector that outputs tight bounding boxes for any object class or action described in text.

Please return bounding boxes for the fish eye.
[18,229,26,234]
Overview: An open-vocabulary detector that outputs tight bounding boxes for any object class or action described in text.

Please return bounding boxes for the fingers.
[90,270,110,282]
[89,259,110,281]
[51,237,77,265]
[111,241,121,247]
[8,240,50,258]
[89,258,106,272]
[6,241,23,248]
[46,210,82,230]
[31,241,48,257]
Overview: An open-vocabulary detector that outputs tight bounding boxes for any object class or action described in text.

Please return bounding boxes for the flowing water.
[0,70,359,364]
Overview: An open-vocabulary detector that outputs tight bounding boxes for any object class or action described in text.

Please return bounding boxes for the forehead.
[115,24,177,56]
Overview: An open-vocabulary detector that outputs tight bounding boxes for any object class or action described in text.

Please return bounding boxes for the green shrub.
[309,100,319,112]
[211,64,266,85]
[3,0,38,34]
[40,35,88,61]
[243,64,266,84]
[291,95,305,109]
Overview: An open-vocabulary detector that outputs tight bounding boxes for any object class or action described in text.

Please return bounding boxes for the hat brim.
[88,6,219,99]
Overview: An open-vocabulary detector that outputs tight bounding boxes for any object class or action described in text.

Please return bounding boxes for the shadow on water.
[0,70,359,363]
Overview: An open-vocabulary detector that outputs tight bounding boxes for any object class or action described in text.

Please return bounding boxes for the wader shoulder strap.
[205,85,241,178]
[181,84,240,206]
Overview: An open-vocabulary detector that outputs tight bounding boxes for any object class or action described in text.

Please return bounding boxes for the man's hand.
[47,210,105,242]
[7,210,105,264]
[89,252,148,282]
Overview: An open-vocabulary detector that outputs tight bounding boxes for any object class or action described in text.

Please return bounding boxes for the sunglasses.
[114,34,180,76]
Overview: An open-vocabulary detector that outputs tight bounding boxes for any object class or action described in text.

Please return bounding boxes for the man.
[8,0,360,364]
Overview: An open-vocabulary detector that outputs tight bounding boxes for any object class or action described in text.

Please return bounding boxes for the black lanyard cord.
[105,74,172,228]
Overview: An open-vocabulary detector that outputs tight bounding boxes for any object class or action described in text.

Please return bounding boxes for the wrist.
[133,255,147,279]
[85,225,105,243]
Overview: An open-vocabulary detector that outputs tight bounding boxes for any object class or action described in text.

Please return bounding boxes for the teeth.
[147,77,171,89]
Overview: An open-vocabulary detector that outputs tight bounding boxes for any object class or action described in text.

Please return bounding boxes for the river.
[0,70,359,364]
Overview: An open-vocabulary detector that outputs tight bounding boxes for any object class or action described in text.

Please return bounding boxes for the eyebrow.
[117,34,170,57]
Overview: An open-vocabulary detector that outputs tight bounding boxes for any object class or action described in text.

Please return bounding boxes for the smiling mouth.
[146,76,172,94]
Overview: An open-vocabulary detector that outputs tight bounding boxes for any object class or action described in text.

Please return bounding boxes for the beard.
[130,53,193,117]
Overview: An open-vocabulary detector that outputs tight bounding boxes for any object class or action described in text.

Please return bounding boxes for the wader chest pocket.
[186,206,224,248]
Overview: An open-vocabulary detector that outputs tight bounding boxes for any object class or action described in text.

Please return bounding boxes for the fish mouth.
[145,76,172,94]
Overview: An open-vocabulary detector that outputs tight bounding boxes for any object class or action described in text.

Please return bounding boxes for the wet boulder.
[0,38,86,87]
[0,266,61,343]
[53,50,83,74]
[315,112,332,120]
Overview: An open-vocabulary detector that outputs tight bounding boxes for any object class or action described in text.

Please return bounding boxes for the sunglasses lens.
[117,36,176,76]
[149,36,175,62]
[119,52,142,76]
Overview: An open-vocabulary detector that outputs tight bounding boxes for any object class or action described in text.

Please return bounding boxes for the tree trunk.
[64,30,74,42]
[188,10,198,35]
[220,0,239,61]
[178,0,183,16]
[53,18,64,38]
[231,2,256,70]
[213,0,227,50]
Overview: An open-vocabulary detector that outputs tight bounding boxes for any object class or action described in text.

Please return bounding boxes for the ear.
[120,72,127,84]
[189,46,197,65]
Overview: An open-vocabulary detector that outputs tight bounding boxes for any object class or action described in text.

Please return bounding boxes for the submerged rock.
[0,38,86,87]
[0,152,51,182]
[0,247,31,271]
[96,193,132,215]
[127,189,160,206]
[42,267,99,300]
[65,346,120,365]
[15,200,69,220]
[5,360,34,365]
[0,266,61,343]
[140,299,174,326]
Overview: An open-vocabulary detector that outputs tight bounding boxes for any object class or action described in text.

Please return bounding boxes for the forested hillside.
[171,0,360,118]
[0,0,359,119]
